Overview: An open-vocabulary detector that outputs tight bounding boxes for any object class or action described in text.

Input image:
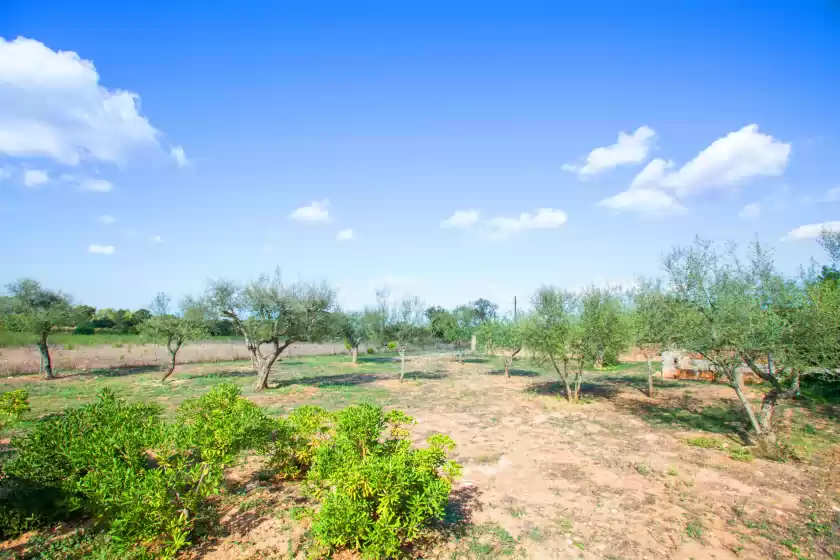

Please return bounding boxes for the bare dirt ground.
[2,355,837,559]
[185,358,839,559]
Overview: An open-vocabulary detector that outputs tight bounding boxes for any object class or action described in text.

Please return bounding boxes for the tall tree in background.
[337,311,366,363]
[205,271,336,391]
[471,298,498,324]
[526,287,584,402]
[579,286,630,369]
[446,305,476,362]
[140,293,209,382]
[630,279,673,397]
[5,279,73,379]
[386,295,426,382]
[477,317,524,379]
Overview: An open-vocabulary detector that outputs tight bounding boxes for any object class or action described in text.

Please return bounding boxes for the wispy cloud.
[563,126,656,177]
[482,208,568,240]
[99,214,117,225]
[151,235,164,243]
[23,169,48,187]
[170,145,189,167]
[88,244,115,255]
[336,228,354,241]
[289,200,329,222]
[441,209,480,229]
[598,189,685,217]
[783,221,840,241]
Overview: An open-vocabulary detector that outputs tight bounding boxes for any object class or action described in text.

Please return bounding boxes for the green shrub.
[0,383,273,557]
[366,347,375,354]
[73,322,95,335]
[0,389,30,427]
[268,405,333,480]
[305,404,461,558]
[387,341,397,351]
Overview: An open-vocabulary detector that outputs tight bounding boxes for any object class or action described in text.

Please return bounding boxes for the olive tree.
[630,279,673,397]
[337,311,366,363]
[526,287,585,402]
[5,279,73,379]
[477,317,524,379]
[662,239,839,441]
[579,286,630,369]
[140,293,209,382]
[204,271,336,391]
[384,295,425,382]
[445,305,476,362]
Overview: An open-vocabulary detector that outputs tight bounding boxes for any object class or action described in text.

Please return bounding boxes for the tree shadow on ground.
[593,373,693,397]
[60,365,163,379]
[414,484,483,552]
[271,372,386,390]
[526,380,620,399]
[617,394,749,438]
[184,369,254,380]
[460,357,489,364]
[401,370,449,381]
[358,356,399,364]
[485,368,540,378]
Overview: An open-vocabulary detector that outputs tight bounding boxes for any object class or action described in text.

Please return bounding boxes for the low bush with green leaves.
[0,383,274,558]
[268,405,334,480]
[0,388,30,427]
[304,404,462,558]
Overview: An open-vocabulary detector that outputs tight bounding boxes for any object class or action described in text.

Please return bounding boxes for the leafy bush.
[387,341,397,351]
[268,405,333,480]
[73,322,95,335]
[366,347,375,354]
[0,383,273,557]
[0,389,30,427]
[305,404,462,558]
[173,383,275,488]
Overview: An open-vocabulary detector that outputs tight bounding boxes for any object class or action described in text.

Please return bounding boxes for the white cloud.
[738,202,761,220]
[783,221,840,241]
[289,200,329,222]
[629,158,674,190]
[823,186,840,202]
[151,235,164,243]
[0,167,10,182]
[598,188,686,217]
[99,214,116,225]
[0,37,167,165]
[563,126,656,177]
[482,208,568,239]
[336,228,354,241]
[88,244,115,255]
[600,125,790,217]
[659,125,790,196]
[79,177,113,192]
[441,209,480,229]
[23,169,48,187]
[170,145,188,167]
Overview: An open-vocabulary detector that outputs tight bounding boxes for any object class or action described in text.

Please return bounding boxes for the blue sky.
[2,1,839,312]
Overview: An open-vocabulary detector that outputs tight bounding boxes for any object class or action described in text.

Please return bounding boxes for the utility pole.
[513,296,517,320]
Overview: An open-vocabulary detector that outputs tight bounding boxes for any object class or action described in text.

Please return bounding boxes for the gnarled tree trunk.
[729,369,763,438]
[252,340,293,392]
[646,356,654,398]
[37,333,53,379]
[398,349,407,382]
[351,346,358,364]
[161,340,181,383]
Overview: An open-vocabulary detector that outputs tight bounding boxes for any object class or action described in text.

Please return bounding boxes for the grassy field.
[2,354,839,559]
[0,332,244,348]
